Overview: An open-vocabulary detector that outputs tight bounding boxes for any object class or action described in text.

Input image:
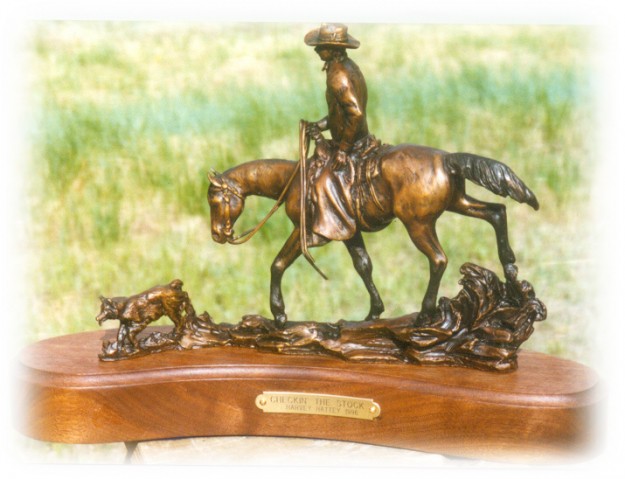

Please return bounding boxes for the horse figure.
[207,138,538,329]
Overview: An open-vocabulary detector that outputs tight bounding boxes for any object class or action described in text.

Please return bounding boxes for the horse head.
[207,170,245,244]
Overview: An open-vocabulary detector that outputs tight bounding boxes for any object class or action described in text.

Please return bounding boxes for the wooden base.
[15,327,601,462]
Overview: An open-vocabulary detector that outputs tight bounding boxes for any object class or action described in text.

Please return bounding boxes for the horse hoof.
[415,309,435,326]
[274,314,287,329]
[504,263,518,282]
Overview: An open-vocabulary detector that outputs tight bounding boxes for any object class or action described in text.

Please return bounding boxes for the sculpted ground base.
[99,263,546,373]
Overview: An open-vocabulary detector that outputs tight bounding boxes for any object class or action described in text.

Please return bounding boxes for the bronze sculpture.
[97,279,196,360]
[208,23,539,330]
[98,23,545,371]
[208,141,538,328]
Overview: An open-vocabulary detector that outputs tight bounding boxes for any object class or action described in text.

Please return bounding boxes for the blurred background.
[20,21,596,461]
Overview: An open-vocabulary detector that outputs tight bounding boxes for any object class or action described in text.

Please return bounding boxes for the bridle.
[212,180,243,243]
[208,167,298,246]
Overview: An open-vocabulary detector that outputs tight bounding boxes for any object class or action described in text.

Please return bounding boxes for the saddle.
[306,136,392,240]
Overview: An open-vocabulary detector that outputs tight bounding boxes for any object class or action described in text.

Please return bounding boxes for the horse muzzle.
[212,227,234,244]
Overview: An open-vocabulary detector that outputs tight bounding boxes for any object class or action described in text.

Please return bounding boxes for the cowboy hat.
[304,23,360,49]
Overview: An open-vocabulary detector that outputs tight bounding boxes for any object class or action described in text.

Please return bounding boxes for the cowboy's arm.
[307,116,328,137]
[333,83,364,153]
[328,70,364,167]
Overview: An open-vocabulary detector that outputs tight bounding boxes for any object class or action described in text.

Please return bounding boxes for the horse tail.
[443,152,539,210]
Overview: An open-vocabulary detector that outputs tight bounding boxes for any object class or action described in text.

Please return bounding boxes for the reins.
[299,120,328,280]
[207,122,329,280]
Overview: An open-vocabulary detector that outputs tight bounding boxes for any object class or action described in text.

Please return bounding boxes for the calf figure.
[96,279,194,354]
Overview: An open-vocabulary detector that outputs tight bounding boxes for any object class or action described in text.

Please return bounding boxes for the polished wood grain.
[15,327,601,462]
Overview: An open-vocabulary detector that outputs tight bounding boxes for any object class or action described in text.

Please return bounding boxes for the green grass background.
[26,22,595,364]
[19,20,599,464]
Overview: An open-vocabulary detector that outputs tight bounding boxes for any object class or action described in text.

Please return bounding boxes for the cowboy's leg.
[312,164,357,241]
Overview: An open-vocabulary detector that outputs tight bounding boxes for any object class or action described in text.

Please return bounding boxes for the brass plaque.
[255,392,381,420]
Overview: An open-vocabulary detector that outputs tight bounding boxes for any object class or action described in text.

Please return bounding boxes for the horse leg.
[403,218,448,321]
[343,231,385,321]
[270,228,303,329]
[448,185,516,279]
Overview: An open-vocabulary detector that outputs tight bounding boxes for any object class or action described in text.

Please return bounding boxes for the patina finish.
[208,143,538,329]
[207,23,539,329]
[97,279,196,360]
[305,23,372,243]
[96,23,545,372]
[96,262,546,371]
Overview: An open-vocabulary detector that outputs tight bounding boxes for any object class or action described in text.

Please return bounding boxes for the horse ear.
[207,169,223,187]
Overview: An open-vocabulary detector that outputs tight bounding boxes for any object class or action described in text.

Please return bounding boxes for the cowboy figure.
[304,23,377,242]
